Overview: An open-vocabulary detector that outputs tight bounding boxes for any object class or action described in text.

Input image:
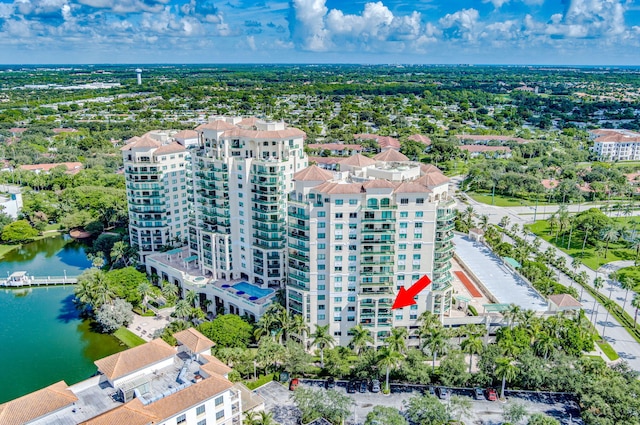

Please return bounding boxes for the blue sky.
[0,0,639,64]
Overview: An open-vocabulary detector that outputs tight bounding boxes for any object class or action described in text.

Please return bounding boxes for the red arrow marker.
[392,275,432,309]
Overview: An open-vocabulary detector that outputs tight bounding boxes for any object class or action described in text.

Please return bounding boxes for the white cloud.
[545,0,627,38]
[439,8,480,42]
[247,35,256,50]
[290,0,436,52]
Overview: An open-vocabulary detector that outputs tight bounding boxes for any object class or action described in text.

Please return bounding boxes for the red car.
[289,378,300,391]
[486,388,498,401]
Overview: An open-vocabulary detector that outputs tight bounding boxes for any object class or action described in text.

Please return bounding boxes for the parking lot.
[254,380,582,425]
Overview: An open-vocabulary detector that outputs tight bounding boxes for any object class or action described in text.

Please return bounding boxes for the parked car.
[289,378,299,391]
[437,387,449,399]
[370,379,381,393]
[474,387,484,399]
[428,386,436,396]
[325,377,336,389]
[347,380,358,393]
[359,380,368,393]
[486,388,498,401]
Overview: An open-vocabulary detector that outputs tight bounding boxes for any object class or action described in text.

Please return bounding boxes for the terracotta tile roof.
[338,154,377,167]
[174,328,214,353]
[548,294,582,308]
[309,156,343,165]
[373,150,409,162]
[154,142,186,155]
[394,181,431,194]
[0,381,78,425]
[592,129,640,143]
[81,404,157,425]
[173,130,198,139]
[362,180,396,189]
[313,182,365,195]
[221,127,305,139]
[455,134,531,144]
[53,128,78,134]
[420,164,442,174]
[408,134,432,145]
[200,354,233,376]
[238,117,259,127]
[541,179,559,189]
[353,134,400,149]
[196,120,236,131]
[9,127,27,134]
[416,172,450,187]
[95,339,175,381]
[294,165,334,182]
[459,145,512,153]
[19,162,83,174]
[128,374,234,420]
[120,135,161,151]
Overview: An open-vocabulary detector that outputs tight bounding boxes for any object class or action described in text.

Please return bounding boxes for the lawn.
[596,340,620,361]
[114,327,146,348]
[615,266,640,292]
[469,192,551,207]
[527,219,637,270]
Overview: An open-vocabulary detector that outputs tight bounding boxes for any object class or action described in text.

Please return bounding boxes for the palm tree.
[460,335,483,373]
[463,206,476,229]
[377,346,403,392]
[479,214,489,232]
[571,257,582,276]
[289,314,309,342]
[109,241,127,269]
[137,281,153,312]
[161,281,179,301]
[385,327,408,355]
[602,226,619,258]
[630,237,640,264]
[504,304,522,329]
[632,293,640,324]
[243,411,259,425]
[621,276,635,312]
[495,357,518,399]
[93,277,115,309]
[533,333,556,360]
[256,411,277,425]
[310,324,334,368]
[422,327,448,371]
[349,324,374,355]
[186,289,199,308]
[581,223,594,256]
[591,276,604,322]
[254,311,277,341]
[174,299,191,320]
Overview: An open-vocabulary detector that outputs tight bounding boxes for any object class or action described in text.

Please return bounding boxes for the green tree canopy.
[364,406,407,425]
[198,314,254,349]
[1,219,38,243]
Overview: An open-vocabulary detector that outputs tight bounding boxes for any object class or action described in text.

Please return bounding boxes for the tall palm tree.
[601,226,619,258]
[581,223,594,256]
[385,327,408,355]
[349,324,374,355]
[533,333,556,360]
[463,206,476,229]
[256,411,277,425]
[109,241,127,269]
[137,281,153,312]
[630,237,640,264]
[479,214,489,232]
[310,324,335,368]
[422,327,448,371]
[495,357,518,399]
[504,304,522,329]
[591,277,604,322]
[621,276,635,312]
[377,346,403,392]
[254,311,277,341]
[571,257,582,276]
[460,335,483,373]
[632,293,640,324]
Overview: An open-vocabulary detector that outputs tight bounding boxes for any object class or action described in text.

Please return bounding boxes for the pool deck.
[211,280,275,305]
[453,234,548,312]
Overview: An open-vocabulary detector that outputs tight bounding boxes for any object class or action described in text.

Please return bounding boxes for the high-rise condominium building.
[286,152,455,346]
[122,131,190,260]
[188,117,307,288]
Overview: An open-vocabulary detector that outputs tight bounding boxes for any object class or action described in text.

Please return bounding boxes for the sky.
[0,0,639,65]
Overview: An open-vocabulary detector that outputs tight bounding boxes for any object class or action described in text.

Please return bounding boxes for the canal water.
[0,235,126,403]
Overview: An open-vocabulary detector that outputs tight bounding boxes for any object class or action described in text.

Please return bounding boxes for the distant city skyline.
[0,0,639,65]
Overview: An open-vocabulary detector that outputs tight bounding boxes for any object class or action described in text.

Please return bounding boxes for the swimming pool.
[232,282,274,299]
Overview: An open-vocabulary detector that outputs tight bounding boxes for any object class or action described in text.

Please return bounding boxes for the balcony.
[361,238,395,244]
[289,232,309,242]
[253,232,285,242]
[288,251,309,262]
[436,221,455,232]
[435,243,454,255]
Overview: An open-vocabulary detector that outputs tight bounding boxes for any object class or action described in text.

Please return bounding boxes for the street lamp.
[63,269,67,283]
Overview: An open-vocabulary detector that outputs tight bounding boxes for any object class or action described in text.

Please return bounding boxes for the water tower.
[135,68,142,85]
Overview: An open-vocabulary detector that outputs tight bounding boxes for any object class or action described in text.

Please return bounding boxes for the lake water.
[0,235,125,403]
[0,234,92,278]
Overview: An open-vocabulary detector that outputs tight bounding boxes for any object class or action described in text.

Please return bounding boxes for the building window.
[400,222,408,228]
[318,211,326,217]
[399,244,406,250]
[197,405,206,415]
[349,212,357,218]
[198,420,207,425]
[318,233,326,239]
[417,198,424,204]
[413,243,422,249]
[336,200,344,205]
[318,314,326,320]
[416,211,424,217]
[177,414,187,424]
[318,222,326,228]
[349,199,357,205]
[215,396,224,406]
[415,222,423,228]
[400,212,408,218]
[335,213,343,218]
[216,410,225,420]
[400,198,409,205]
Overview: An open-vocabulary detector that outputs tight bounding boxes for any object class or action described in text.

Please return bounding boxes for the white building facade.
[286,154,455,347]
[590,129,640,161]
[188,117,307,288]
[122,132,191,260]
